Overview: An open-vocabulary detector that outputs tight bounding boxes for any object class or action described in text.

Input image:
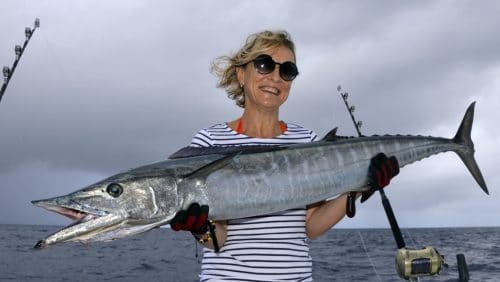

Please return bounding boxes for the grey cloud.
[0,1,498,227]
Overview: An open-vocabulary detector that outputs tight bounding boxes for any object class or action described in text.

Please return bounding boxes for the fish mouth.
[31,198,120,249]
[38,204,100,221]
[32,198,107,222]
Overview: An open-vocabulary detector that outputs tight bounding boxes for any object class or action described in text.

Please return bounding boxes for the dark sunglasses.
[251,54,299,81]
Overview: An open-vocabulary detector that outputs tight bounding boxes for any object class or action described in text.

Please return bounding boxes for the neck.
[234,110,284,138]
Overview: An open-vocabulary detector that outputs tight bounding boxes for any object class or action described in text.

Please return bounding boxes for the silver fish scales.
[32,102,488,248]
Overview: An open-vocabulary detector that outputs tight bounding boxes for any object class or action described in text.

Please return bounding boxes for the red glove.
[170,203,209,234]
[361,153,400,203]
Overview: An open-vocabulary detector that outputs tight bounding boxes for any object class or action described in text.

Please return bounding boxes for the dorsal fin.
[322,127,339,141]
[181,152,239,181]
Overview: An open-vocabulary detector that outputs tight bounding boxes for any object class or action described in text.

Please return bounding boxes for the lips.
[260,86,280,95]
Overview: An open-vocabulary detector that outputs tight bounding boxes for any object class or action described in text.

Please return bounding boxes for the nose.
[269,65,282,82]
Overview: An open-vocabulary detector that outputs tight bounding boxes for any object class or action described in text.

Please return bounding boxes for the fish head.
[32,173,179,249]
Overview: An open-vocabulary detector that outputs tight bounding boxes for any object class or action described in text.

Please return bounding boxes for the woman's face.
[237,46,296,112]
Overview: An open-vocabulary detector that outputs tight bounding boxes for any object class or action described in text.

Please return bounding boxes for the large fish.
[32,102,488,249]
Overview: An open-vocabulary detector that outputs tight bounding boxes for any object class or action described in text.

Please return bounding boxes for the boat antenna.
[1,18,40,103]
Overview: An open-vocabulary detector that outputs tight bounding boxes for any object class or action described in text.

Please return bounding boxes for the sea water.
[0,225,498,281]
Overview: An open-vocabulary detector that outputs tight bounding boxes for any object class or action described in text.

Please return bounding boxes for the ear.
[236,66,245,87]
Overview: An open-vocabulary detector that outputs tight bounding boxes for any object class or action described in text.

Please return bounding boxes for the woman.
[171,30,398,281]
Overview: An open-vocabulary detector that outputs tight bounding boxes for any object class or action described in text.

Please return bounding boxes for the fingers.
[184,203,201,230]
[368,153,400,191]
[170,209,187,231]
[170,203,209,233]
[389,156,400,176]
[346,192,357,218]
[360,189,374,203]
[193,205,209,234]
[368,153,385,190]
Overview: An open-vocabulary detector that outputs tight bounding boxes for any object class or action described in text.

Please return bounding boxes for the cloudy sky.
[0,1,498,228]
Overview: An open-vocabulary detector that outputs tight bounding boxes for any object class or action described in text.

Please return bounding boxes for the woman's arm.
[305,193,358,240]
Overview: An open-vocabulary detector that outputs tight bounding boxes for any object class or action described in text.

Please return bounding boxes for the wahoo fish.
[32,102,488,249]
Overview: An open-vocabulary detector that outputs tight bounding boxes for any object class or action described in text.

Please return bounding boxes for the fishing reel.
[395,246,444,280]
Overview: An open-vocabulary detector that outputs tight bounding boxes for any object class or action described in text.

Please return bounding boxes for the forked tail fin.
[453,102,489,194]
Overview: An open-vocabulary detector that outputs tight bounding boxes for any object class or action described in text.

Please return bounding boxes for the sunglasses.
[250,54,299,81]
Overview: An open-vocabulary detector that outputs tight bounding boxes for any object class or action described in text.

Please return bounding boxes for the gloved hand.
[170,203,209,234]
[360,153,400,203]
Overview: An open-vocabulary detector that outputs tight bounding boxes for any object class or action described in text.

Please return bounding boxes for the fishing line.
[357,230,382,282]
[39,28,73,84]
[404,228,420,248]
[195,239,202,264]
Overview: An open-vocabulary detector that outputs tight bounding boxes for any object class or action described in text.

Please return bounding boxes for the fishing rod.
[337,85,406,248]
[336,85,466,281]
[1,18,40,103]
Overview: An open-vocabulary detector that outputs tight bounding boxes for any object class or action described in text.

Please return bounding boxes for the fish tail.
[453,102,489,194]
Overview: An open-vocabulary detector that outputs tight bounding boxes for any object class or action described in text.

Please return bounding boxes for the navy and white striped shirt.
[190,122,318,282]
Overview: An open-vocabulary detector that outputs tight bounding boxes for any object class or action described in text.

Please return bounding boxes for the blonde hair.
[211,30,296,108]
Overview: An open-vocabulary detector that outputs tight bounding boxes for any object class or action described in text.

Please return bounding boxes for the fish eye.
[106,183,123,198]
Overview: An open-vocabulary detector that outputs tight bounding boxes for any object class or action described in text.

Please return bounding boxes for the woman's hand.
[170,203,227,250]
[170,203,209,234]
[361,153,400,202]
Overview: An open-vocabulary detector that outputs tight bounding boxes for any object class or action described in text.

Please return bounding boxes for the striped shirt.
[190,122,318,282]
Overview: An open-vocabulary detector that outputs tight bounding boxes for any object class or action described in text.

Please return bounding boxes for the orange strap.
[236,119,287,134]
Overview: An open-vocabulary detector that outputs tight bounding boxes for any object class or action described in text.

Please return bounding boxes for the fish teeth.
[81,213,97,222]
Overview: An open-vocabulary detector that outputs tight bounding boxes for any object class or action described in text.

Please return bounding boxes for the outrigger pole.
[0,18,40,103]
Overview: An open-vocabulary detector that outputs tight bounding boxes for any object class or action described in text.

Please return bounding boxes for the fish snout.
[31,195,72,209]
[31,199,49,207]
[33,240,46,249]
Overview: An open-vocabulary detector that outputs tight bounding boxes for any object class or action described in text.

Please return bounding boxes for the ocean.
[0,225,498,281]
